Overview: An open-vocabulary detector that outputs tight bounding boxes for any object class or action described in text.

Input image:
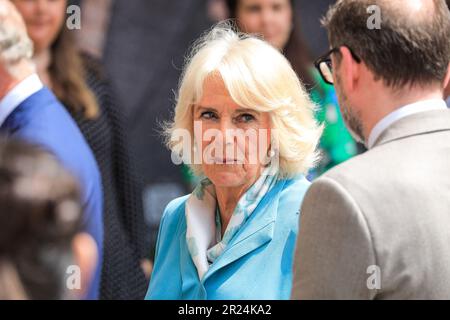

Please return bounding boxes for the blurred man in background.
[0,0,103,299]
[12,0,149,299]
[0,139,97,300]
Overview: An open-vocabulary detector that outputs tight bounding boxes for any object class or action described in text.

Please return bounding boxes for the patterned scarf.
[185,164,278,280]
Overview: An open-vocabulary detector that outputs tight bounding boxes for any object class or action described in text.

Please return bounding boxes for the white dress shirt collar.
[367,99,448,149]
[0,74,44,127]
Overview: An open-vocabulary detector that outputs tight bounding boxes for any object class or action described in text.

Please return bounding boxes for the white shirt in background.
[0,74,43,127]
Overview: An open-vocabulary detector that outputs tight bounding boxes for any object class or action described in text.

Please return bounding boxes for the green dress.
[308,68,358,179]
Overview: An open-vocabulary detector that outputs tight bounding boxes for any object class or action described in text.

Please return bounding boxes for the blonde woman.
[145,24,322,300]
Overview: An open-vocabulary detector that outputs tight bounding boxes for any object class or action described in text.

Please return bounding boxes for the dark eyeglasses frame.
[314,46,362,85]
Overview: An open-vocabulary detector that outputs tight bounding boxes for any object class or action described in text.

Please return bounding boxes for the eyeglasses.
[314,46,361,85]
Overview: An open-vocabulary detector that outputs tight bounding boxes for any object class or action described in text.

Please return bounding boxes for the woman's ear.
[71,233,98,299]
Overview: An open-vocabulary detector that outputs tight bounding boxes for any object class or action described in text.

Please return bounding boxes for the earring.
[193,143,198,153]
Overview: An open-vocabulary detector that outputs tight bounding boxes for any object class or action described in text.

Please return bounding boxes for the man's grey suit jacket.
[292,109,450,299]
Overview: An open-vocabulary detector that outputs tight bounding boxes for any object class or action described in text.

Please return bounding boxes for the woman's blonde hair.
[165,22,322,179]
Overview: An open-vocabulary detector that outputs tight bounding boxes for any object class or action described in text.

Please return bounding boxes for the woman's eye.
[237,113,256,123]
[245,5,261,13]
[272,4,283,12]
[200,111,217,120]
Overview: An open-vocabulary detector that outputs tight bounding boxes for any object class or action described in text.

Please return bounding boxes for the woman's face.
[12,0,67,54]
[194,76,271,189]
[235,0,293,50]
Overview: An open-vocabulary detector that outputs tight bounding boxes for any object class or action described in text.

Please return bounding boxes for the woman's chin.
[207,170,246,188]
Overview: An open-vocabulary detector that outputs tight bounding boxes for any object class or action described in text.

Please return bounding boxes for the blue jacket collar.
[182,178,288,283]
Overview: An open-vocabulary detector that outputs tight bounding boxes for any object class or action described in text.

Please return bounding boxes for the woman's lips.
[211,158,244,164]
[29,20,51,28]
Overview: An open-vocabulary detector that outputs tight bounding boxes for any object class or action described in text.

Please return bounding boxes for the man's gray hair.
[0,1,34,73]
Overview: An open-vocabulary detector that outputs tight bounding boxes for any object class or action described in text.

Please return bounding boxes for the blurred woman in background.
[225,0,359,178]
[11,0,149,299]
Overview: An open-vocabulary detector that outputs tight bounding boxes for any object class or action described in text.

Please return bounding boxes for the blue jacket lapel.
[179,227,208,298]
[202,179,287,283]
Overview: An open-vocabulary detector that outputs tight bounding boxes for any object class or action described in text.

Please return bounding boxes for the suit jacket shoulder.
[292,110,450,299]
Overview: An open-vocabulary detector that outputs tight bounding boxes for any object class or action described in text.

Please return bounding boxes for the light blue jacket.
[145,176,310,300]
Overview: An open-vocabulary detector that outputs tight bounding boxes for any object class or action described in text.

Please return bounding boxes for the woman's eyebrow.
[234,108,259,114]
[194,106,218,113]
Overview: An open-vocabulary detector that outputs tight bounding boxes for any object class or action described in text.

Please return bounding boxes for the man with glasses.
[292,0,450,299]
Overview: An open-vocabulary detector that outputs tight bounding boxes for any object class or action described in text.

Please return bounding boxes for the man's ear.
[338,46,360,92]
[71,233,98,299]
[443,63,450,98]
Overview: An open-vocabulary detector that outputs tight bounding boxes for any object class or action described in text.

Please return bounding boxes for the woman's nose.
[219,119,236,144]
[36,0,50,14]
[261,9,276,27]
